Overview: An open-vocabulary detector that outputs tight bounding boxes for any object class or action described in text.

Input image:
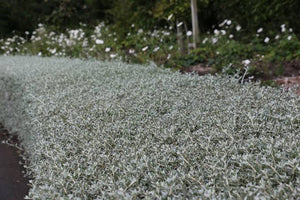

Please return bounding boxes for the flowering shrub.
[0,23,178,66]
[165,20,300,82]
[1,20,300,81]
[0,56,299,199]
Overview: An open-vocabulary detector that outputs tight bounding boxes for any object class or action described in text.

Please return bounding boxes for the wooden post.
[191,0,199,48]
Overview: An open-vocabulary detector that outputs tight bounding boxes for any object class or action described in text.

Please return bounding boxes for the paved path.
[0,126,30,200]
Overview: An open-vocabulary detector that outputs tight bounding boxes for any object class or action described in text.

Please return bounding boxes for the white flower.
[288,35,292,40]
[167,54,171,60]
[169,45,173,50]
[236,25,241,31]
[167,14,173,21]
[25,31,29,35]
[95,39,104,44]
[177,22,183,27]
[202,38,208,44]
[129,49,135,54]
[219,19,227,27]
[186,31,192,36]
[131,24,135,28]
[229,34,234,39]
[105,47,111,52]
[257,28,263,33]
[242,59,250,66]
[153,47,160,52]
[281,24,286,32]
[264,37,270,43]
[212,37,218,44]
[226,20,232,25]
[50,48,56,54]
[49,31,56,37]
[142,46,148,51]
[220,30,226,35]
[214,29,220,36]
[137,29,143,34]
[38,52,42,56]
[289,28,293,32]
[163,31,170,36]
[275,35,280,40]
[110,54,117,58]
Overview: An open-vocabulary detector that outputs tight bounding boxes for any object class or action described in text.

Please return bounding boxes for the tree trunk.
[191,0,199,48]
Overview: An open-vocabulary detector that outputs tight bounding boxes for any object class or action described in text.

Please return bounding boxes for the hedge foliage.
[0,56,299,199]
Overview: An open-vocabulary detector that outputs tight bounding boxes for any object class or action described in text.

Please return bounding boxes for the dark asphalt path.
[0,125,30,200]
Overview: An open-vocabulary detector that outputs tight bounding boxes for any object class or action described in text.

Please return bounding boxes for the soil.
[0,124,30,200]
[180,63,215,75]
[181,60,300,95]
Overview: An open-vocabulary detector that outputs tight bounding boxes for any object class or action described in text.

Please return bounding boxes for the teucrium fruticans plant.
[0,56,299,199]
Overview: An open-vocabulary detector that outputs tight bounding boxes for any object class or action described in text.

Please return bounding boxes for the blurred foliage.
[1,20,300,85]
[43,0,87,30]
[0,0,113,36]
[1,0,300,83]
[153,0,191,23]
[1,0,300,37]
[164,24,300,81]
[0,0,43,36]
[212,0,300,36]
[110,0,158,33]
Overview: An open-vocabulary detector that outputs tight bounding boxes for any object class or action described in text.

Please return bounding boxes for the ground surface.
[0,124,30,200]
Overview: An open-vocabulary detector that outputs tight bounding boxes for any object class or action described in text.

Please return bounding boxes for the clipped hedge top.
[0,56,299,199]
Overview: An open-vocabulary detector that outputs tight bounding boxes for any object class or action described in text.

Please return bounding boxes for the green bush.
[1,56,299,199]
[1,20,300,82]
[172,22,300,79]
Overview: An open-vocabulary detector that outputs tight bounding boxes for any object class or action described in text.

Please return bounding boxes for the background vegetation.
[1,2,300,198]
[1,0,300,37]
[1,0,300,81]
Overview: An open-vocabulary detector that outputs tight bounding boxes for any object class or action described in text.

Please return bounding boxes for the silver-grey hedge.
[0,56,299,199]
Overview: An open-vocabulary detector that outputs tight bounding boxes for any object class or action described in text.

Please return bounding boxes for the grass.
[0,56,299,199]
